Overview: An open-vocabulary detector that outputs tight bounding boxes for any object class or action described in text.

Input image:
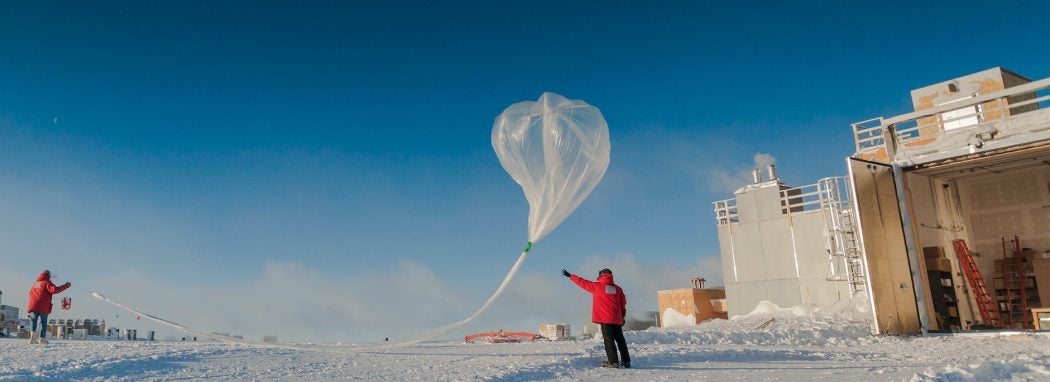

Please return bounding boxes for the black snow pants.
[600,323,630,365]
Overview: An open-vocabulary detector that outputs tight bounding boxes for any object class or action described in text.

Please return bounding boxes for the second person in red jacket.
[26,269,71,344]
[563,268,631,369]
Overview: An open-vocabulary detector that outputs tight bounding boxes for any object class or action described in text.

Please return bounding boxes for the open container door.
[848,158,922,334]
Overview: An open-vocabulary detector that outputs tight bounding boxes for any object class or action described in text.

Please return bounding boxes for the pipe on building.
[751,169,762,183]
[767,164,778,181]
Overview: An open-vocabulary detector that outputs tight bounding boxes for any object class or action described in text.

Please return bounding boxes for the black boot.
[621,361,630,368]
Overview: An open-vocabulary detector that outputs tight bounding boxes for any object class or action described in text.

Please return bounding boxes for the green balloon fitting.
[524,242,532,253]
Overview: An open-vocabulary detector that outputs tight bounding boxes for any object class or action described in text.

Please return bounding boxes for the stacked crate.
[923,246,960,330]
[538,324,571,340]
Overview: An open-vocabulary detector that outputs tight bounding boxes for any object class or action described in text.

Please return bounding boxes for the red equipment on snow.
[464,329,543,344]
[61,297,72,310]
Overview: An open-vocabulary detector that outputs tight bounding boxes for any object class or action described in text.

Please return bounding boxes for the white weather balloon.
[493,92,611,244]
[393,92,612,346]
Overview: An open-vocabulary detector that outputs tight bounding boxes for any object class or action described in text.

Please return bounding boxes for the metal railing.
[713,198,738,226]
[779,182,824,213]
[853,117,885,152]
[712,176,852,225]
[853,78,1050,159]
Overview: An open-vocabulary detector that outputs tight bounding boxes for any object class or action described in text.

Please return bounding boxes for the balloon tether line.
[84,243,534,352]
[381,244,531,347]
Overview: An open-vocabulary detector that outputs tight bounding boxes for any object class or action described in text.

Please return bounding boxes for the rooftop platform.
[852,74,1050,169]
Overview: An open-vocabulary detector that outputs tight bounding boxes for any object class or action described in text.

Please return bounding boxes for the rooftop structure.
[852,67,1049,168]
[845,67,1050,334]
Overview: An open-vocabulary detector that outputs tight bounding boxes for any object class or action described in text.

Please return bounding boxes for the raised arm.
[569,274,600,293]
[47,281,71,294]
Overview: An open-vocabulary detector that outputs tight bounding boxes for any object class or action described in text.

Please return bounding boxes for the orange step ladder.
[952,239,1003,328]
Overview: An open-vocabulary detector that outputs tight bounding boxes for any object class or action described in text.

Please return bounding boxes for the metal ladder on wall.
[820,178,866,296]
[952,239,1003,328]
[1001,236,1031,329]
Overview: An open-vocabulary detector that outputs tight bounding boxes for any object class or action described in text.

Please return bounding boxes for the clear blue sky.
[1,1,1048,342]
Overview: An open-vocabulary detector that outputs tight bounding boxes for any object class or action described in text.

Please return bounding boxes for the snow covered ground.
[3,301,1049,381]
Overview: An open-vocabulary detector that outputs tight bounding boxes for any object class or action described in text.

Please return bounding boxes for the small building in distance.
[0,290,20,337]
[48,318,106,338]
[0,303,20,337]
[657,277,728,327]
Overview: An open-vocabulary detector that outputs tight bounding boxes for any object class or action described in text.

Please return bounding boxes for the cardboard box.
[923,246,944,260]
[993,278,1005,290]
[538,324,571,340]
[925,257,952,273]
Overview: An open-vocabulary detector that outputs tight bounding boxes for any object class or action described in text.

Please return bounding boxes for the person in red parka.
[563,268,631,369]
[26,269,71,344]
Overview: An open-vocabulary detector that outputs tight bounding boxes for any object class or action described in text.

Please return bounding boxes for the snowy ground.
[3,302,1049,381]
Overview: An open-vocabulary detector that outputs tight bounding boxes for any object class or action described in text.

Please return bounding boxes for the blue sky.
[1,1,1048,342]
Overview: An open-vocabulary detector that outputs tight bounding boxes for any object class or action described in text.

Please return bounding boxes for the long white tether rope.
[86,249,531,353]
[379,250,529,348]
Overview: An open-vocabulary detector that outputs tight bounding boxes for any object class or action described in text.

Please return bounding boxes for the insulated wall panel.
[717,226,737,283]
[759,219,797,280]
[765,279,803,308]
[735,191,758,224]
[793,212,831,279]
[799,277,847,306]
[754,186,787,222]
[731,223,765,282]
[724,283,742,317]
[732,281,769,317]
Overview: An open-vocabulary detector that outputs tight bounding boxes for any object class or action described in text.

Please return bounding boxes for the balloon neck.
[524,242,533,253]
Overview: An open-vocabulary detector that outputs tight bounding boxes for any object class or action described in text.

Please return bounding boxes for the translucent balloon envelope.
[492,92,611,243]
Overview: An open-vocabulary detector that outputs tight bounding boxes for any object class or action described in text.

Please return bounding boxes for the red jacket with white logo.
[570,273,626,325]
[27,272,70,315]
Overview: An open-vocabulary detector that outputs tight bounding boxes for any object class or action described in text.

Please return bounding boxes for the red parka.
[27,272,70,315]
[570,273,626,325]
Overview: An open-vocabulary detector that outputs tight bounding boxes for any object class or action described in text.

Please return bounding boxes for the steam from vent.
[708,152,779,192]
[750,153,778,184]
[755,153,777,183]
[753,153,776,168]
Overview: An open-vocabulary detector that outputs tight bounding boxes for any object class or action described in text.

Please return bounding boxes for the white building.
[714,168,856,318]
